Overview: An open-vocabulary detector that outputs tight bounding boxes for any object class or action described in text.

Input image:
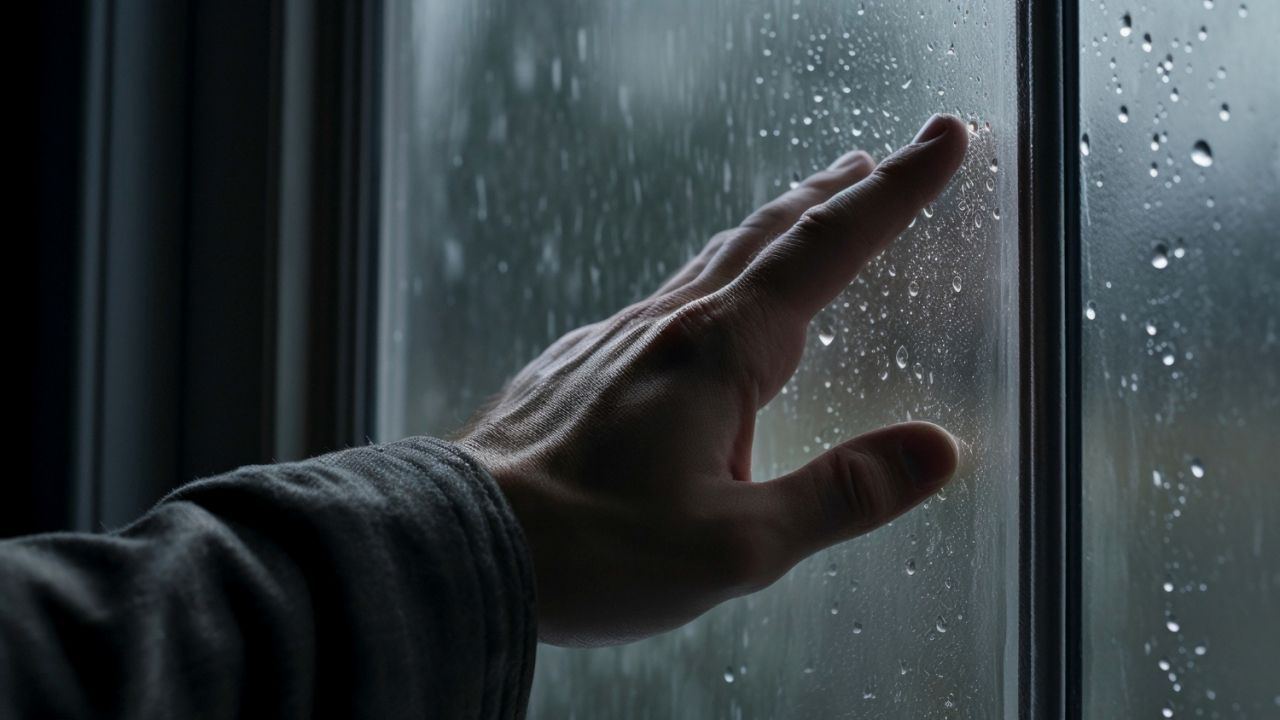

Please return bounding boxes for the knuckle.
[866,152,928,209]
[821,447,898,532]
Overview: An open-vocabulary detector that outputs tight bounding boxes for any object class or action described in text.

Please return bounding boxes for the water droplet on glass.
[908,280,920,297]
[1167,617,1181,633]
[863,688,876,700]
[952,275,963,292]
[895,345,909,369]
[1120,12,1133,36]
[724,668,735,683]
[1162,707,1174,718]
[1190,140,1213,167]
[1159,659,1172,671]
[1150,163,1160,178]
[989,158,999,173]
[1218,103,1230,121]
[818,327,836,346]
[826,563,838,577]
[1195,644,1207,656]
[1151,242,1170,269]
[852,622,863,634]
[1149,242,1171,270]
[1080,133,1091,156]
[1142,34,1153,52]
[1163,580,1175,592]
[1086,301,1098,320]
[1238,4,1248,18]
[830,602,839,615]
[1118,105,1130,123]
[936,616,949,633]
[912,362,924,380]
[1163,352,1176,366]
[1146,321,1158,336]
[1190,459,1205,478]
[905,558,916,575]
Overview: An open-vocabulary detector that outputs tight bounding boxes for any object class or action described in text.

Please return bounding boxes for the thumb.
[759,421,960,560]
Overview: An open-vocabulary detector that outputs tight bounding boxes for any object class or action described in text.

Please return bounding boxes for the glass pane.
[1079,3,1280,717]
[378,0,1020,716]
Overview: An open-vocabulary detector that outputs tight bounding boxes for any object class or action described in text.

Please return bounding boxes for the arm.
[0,437,535,719]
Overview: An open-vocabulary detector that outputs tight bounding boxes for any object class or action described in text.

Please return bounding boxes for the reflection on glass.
[379,0,1019,716]
[1079,2,1280,717]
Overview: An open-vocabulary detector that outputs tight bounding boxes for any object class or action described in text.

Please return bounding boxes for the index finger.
[729,114,969,324]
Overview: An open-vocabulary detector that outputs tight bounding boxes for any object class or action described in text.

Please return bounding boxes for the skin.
[458,114,970,648]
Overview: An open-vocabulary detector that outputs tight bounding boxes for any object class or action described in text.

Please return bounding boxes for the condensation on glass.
[378,0,1020,716]
[1079,2,1280,717]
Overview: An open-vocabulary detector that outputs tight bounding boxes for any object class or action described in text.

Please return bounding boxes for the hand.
[458,114,969,647]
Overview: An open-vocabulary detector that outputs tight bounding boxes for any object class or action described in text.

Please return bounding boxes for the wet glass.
[378,0,1021,716]
[1079,2,1280,717]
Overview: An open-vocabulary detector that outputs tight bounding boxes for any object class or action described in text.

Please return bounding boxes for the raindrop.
[1190,140,1213,167]
[852,622,863,634]
[818,327,836,346]
[908,280,920,297]
[1170,87,1180,102]
[1195,644,1207,656]
[1142,34,1153,52]
[1162,708,1173,718]
[989,158,999,173]
[1238,4,1248,18]
[1150,163,1160,178]
[724,668,735,683]
[1080,133,1091,156]
[1163,580,1175,592]
[1146,321,1158,336]
[1198,26,1208,41]
[936,616,949,633]
[826,563,838,577]
[1163,352,1176,366]
[1159,659,1172,671]
[863,688,876,700]
[831,602,839,615]
[1167,617,1181,633]
[1219,103,1230,121]
[1085,301,1098,320]
[952,275,963,292]
[895,345,909,369]
[905,558,917,575]
[1118,105,1130,123]
[1190,459,1205,478]
[1151,244,1170,269]
[1120,12,1133,37]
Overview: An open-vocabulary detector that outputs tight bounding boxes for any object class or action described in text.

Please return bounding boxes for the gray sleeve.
[0,436,537,719]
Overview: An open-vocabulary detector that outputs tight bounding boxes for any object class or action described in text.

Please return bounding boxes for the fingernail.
[827,149,870,171]
[898,428,960,490]
[912,114,953,144]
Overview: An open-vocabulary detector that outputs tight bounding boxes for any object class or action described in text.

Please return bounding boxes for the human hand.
[457,114,969,647]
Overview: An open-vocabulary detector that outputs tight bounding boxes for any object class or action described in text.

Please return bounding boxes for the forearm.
[0,437,536,719]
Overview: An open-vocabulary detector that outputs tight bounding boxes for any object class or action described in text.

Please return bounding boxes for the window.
[375,0,1278,717]
[378,0,1019,715]
[1079,2,1280,717]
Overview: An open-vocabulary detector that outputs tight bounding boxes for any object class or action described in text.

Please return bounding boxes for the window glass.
[378,0,1020,716]
[1079,2,1280,717]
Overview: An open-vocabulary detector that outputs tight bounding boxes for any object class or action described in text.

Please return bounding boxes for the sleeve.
[0,437,537,720]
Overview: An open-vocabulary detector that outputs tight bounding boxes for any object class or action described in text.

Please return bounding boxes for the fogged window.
[1079,2,1280,718]
[377,0,1019,716]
